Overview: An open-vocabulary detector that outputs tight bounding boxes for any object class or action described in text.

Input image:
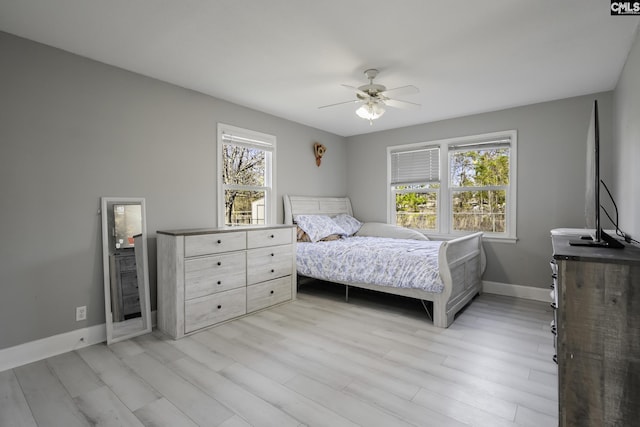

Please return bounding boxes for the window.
[217,123,275,226]
[388,130,517,241]
[390,146,440,231]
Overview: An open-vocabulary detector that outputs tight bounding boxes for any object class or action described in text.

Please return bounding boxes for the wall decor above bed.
[313,142,326,167]
[283,194,484,328]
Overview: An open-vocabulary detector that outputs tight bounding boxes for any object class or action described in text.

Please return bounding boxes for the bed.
[283,195,484,328]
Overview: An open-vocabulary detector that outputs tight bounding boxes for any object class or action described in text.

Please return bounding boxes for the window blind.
[448,137,511,152]
[390,146,440,185]
[221,131,274,151]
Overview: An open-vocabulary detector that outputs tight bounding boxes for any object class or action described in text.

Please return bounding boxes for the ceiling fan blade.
[383,98,421,109]
[380,85,419,97]
[318,99,361,109]
[341,84,370,98]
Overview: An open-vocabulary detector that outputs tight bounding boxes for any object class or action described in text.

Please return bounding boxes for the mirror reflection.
[101,197,152,344]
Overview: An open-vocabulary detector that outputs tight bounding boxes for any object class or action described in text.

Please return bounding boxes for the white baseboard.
[482,281,551,302]
[0,324,106,373]
[0,310,158,373]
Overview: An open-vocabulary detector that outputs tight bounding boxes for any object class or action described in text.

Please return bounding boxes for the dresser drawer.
[118,271,139,295]
[247,228,292,249]
[115,253,137,271]
[247,276,292,313]
[246,245,293,285]
[185,287,246,333]
[122,294,140,315]
[185,232,246,257]
[184,252,246,300]
[120,276,139,297]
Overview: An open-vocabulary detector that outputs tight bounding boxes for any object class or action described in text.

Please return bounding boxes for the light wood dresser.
[551,234,640,427]
[157,225,296,339]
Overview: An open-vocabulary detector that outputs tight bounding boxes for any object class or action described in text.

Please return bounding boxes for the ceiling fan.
[319,69,420,125]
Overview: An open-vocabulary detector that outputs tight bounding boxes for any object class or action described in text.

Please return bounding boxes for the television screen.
[584,100,598,238]
[570,100,623,249]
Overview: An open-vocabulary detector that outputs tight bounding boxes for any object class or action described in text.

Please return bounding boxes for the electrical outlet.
[76,306,87,321]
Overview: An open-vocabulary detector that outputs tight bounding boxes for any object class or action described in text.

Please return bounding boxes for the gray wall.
[613,26,640,239]
[346,93,615,289]
[0,32,347,350]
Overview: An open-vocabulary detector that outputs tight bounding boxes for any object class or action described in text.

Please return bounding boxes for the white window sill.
[419,231,518,244]
[482,236,518,244]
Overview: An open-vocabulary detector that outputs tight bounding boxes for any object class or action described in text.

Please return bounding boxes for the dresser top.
[157,224,294,236]
[552,234,640,264]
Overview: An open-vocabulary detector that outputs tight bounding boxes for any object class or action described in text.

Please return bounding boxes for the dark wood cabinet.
[109,251,141,321]
[552,234,640,427]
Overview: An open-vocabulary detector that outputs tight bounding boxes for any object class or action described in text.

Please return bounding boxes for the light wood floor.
[1,281,558,427]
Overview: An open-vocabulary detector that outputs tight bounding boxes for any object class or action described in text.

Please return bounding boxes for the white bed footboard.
[434,232,483,327]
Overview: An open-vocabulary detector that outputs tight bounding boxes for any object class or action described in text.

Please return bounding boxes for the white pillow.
[294,215,347,243]
[355,222,429,240]
[332,213,363,236]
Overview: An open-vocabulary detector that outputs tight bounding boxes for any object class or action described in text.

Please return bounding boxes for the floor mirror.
[101,197,152,344]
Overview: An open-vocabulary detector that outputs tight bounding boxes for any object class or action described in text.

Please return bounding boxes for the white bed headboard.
[283,195,353,225]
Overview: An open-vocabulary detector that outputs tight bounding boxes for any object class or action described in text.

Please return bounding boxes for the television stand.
[569,229,624,249]
[551,234,640,426]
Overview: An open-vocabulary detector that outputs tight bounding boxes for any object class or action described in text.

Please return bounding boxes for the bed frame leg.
[420,300,433,321]
[345,285,349,302]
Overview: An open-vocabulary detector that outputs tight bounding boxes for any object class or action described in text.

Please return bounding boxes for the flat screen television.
[570,100,623,249]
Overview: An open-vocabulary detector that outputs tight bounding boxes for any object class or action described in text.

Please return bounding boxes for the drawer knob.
[217,305,222,309]
[217,261,222,266]
[217,280,222,285]
[270,253,274,257]
[270,269,275,273]
[270,234,274,238]
[270,290,274,295]
[217,239,222,244]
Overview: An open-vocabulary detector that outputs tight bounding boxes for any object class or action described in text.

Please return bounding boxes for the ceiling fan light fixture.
[356,101,385,122]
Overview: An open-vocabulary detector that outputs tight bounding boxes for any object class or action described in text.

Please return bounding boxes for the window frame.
[387,130,517,242]
[217,123,276,227]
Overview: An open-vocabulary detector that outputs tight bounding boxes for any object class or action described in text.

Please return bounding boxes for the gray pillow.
[355,222,429,240]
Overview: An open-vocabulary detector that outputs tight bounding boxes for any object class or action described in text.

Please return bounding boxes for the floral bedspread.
[296,236,444,293]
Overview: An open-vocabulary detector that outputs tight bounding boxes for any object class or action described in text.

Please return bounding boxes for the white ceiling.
[1,1,638,137]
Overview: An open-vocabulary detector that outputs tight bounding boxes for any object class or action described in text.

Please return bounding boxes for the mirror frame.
[101,196,152,344]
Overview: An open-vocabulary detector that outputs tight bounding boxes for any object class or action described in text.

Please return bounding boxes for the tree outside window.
[450,147,509,233]
[394,184,439,230]
[223,144,266,225]
[218,124,275,227]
